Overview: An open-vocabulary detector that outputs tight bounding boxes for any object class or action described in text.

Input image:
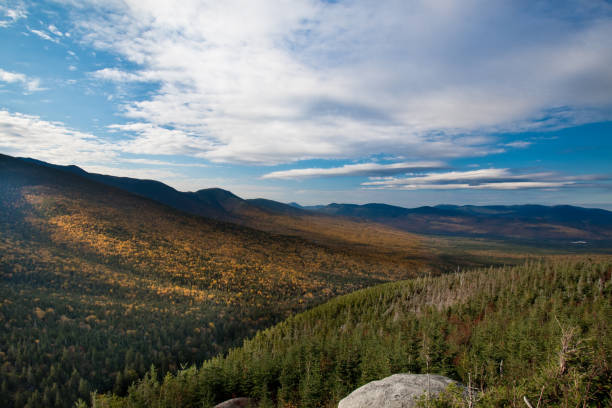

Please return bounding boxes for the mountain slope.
[19,156,272,222]
[96,257,612,407]
[311,202,612,242]
[15,156,430,254]
[0,154,433,408]
[19,156,612,245]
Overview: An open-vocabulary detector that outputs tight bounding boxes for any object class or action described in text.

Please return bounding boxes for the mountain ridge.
[17,155,288,223]
[308,202,612,242]
[10,154,612,243]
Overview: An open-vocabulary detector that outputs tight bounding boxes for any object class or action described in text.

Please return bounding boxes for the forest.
[0,154,504,408]
[1,156,610,407]
[93,258,612,407]
[0,155,423,407]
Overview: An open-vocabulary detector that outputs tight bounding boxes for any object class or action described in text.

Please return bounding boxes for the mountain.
[95,257,612,407]
[310,202,612,242]
[246,198,307,216]
[0,153,434,408]
[314,202,415,218]
[2,153,609,407]
[15,157,428,252]
[19,156,611,244]
[19,156,293,223]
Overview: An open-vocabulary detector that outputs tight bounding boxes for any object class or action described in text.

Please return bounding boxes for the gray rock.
[213,397,253,408]
[338,374,461,408]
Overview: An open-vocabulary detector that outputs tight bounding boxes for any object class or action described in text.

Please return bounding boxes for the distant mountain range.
[12,154,612,243]
[1,152,429,265]
[307,202,612,242]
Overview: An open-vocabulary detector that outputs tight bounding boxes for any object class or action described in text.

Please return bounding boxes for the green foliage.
[0,154,436,408]
[2,156,610,408]
[415,383,467,408]
[95,258,612,407]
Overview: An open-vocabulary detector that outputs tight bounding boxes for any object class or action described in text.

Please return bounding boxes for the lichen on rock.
[338,374,463,408]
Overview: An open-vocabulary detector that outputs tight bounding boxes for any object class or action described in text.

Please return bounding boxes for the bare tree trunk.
[468,372,473,408]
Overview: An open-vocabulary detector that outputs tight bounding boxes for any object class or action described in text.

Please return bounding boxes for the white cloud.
[0,110,115,164]
[91,68,154,82]
[472,181,572,190]
[119,158,208,167]
[504,141,532,148]
[0,110,213,180]
[108,122,213,156]
[0,2,27,27]
[0,68,44,92]
[48,24,63,36]
[23,77,44,92]
[57,0,611,165]
[362,169,510,187]
[0,69,26,84]
[360,168,592,190]
[261,161,445,179]
[28,27,60,43]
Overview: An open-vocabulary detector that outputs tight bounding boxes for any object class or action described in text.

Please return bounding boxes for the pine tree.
[359,341,391,384]
[258,383,275,408]
[300,357,322,408]
[78,378,90,401]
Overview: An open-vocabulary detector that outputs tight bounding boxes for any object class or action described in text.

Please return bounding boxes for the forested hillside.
[0,155,434,408]
[310,203,612,243]
[18,155,612,248]
[2,155,609,408]
[95,258,611,407]
[17,156,435,252]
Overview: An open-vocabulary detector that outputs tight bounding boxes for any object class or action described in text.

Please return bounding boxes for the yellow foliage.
[34,307,46,319]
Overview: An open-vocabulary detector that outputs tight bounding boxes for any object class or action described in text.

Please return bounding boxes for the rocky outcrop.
[338,374,462,408]
[213,397,253,408]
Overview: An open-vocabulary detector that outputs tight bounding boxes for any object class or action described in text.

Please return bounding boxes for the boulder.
[213,397,253,408]
[338,374,462,408]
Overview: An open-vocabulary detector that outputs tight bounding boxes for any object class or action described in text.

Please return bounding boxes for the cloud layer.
[0,1,26,27]
[262,161,446,179]
[60,0,612,164]
[361,168,606,190]
[0,68,43,92]
[0,110,115,164]
[1,1,611,204]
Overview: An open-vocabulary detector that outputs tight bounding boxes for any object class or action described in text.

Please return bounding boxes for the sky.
[1,0,611,209]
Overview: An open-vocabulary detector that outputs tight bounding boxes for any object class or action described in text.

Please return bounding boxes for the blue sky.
[1,0,611,208]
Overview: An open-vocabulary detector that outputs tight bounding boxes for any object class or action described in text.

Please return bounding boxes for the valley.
[0,154,610,407]
[3,3,611,406]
